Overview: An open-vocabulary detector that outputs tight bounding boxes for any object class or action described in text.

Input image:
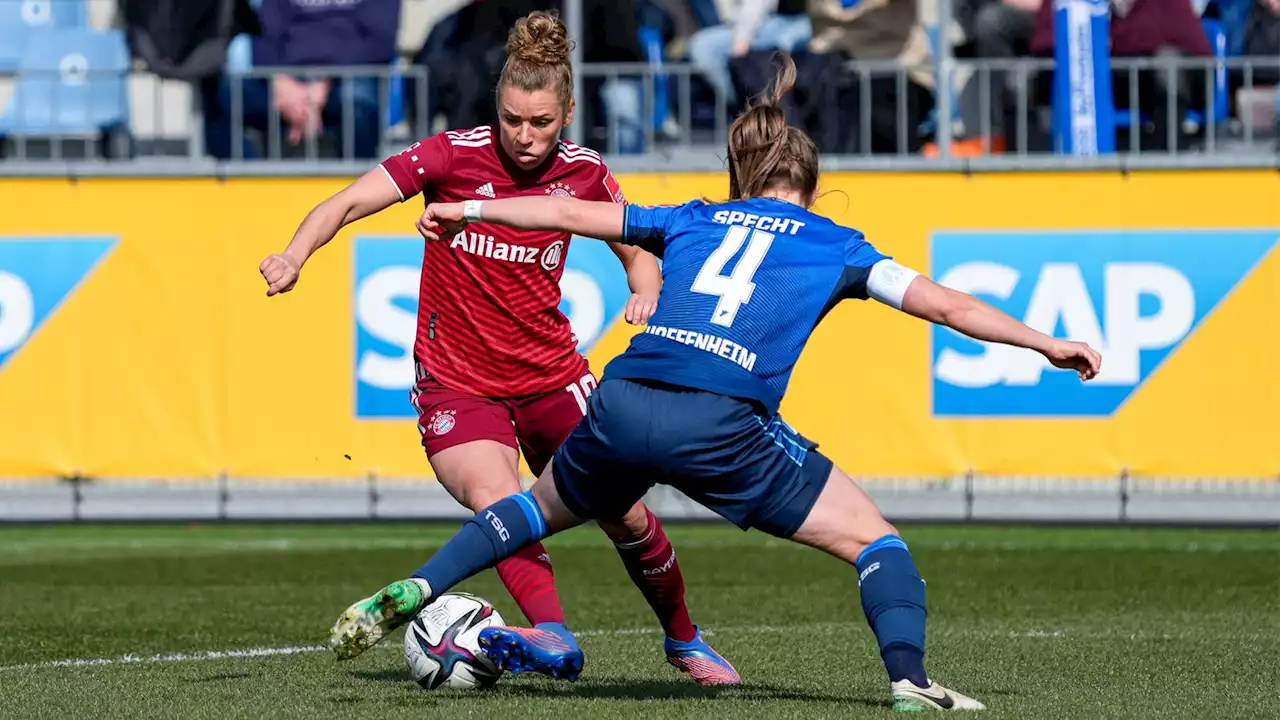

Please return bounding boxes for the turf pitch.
[1,523,1277,719]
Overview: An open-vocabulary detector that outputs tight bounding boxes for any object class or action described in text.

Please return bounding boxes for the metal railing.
[0,57,1277,174]
[0,65,428,164]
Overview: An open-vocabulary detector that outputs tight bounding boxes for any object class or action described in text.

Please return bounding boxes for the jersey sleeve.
[581,161,628,205]
[832,230,891,301]
[378,134,452,202]
[621,201,699,257]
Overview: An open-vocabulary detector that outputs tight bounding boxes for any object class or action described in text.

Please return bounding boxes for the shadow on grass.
[346,668,885,707]
[186,672,255,683]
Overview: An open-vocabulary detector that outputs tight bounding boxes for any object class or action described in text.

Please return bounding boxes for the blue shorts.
[551,379,833,538]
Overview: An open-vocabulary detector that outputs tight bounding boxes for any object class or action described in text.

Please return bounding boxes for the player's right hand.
[260,253,300,297]
[1043,339,1102,382]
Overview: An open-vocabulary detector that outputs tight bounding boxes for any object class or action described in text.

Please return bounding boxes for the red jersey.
[379,126,628,398]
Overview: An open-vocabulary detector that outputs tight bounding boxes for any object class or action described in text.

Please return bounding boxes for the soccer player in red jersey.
[258,12,738,685]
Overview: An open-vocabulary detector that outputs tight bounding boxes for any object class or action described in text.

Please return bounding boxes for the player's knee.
[598,503,651,543]
[847,513,898,554]
[864,517,899,543]
[444,476,522,512]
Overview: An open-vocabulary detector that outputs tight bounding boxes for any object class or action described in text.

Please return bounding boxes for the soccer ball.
[403,592,505,690]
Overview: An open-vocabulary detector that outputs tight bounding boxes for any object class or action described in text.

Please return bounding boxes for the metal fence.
[0,56,1277,174]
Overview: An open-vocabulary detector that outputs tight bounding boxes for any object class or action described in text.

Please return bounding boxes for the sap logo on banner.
[931,230,1276,417]
[0,238,115,370]
[353,236,631,417]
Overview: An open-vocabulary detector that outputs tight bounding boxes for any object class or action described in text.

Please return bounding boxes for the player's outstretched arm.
[420,198,626,242]
[896,271,1103,381]
[259,168,401,296]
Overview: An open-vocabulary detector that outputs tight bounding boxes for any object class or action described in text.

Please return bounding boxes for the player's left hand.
[1043,339,1102,382]
[418,203,466,242]
[624,292,658,325]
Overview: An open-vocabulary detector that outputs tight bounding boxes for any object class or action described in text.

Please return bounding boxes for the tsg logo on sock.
[930,230,1277,417]
[485,510,510,542]
[353,236,632,418]
[0,237,115,370]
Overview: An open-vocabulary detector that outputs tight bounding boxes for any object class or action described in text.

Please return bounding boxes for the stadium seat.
[0,27,129,137]
[0,0,89,71]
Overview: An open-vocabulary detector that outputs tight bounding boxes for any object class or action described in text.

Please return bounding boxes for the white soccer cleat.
[891,679,986,711]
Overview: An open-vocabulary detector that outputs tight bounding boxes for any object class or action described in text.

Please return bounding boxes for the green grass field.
[1,523,1277,719]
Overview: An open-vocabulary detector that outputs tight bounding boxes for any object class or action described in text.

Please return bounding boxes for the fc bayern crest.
[430,410,457,436]
[545,181,576,199]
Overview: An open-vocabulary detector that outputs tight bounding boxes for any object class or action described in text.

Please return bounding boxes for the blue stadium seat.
[0,1,88,71]
[0,28,129,137]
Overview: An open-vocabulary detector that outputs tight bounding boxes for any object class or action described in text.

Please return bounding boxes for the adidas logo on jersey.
[475,182,496,199]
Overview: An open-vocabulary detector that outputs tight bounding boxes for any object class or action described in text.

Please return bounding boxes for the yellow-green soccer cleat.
[891,679,986,711]
[328,578,429,660]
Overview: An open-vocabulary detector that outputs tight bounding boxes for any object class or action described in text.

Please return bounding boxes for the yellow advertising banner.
[0,171,1277,480]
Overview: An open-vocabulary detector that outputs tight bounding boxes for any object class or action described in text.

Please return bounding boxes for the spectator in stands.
[581,0,649,153]
[801,0,934,154]
[1031,0,1212,151]
[1244,0,1279,81]
[1245,0,1280,139]
[415,1,525,132]
[201,0,402,160]
[649,0,708,59]
[408,0,646,153]
[686,0,811,108]
[926,0,1041,157]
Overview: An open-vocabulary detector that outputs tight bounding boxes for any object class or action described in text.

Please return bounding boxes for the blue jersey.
[603,197,889,414]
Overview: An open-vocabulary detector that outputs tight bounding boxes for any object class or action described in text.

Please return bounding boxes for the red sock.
[615,509,697,642]
[495,542,566,626]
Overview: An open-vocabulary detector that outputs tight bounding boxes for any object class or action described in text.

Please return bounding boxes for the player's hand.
[418,203,466,242]
[624,292,658,325]
[260,253,300,296]
[1043,339,1102,382]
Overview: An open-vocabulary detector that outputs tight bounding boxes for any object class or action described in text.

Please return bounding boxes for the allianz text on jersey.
[352,234,631,418]
[929,230,1278,417]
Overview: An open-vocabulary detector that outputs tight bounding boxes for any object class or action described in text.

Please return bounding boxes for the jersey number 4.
[691,225,775,327]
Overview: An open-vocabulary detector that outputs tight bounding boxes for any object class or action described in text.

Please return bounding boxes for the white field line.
[6,622,1261,674]
[0,645,327,670]
[0,624,1012,672]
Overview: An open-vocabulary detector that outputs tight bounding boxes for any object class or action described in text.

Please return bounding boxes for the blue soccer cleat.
[478,622,584,681]
[665,626,741,686]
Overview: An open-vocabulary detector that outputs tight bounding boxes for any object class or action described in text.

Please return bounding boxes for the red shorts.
[410,363,598,476]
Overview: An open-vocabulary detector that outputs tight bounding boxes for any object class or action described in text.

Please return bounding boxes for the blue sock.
[411,492,548,596]
[855,534,928,686]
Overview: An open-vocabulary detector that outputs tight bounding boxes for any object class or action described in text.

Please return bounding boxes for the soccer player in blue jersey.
[329,55,1101,711]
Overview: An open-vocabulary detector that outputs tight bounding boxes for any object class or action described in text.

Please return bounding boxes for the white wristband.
[463,200,484,222]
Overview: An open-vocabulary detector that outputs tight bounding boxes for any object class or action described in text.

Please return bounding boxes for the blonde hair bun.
[505,11,572,67]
